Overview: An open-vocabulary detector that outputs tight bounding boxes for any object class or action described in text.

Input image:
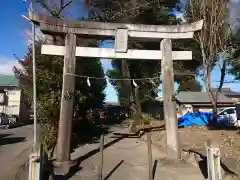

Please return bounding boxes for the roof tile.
[0,74,19,86]
[176,91,233,104]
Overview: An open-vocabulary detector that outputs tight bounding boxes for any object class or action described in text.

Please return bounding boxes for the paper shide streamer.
[87,77,91,87]
[132,80,138,87]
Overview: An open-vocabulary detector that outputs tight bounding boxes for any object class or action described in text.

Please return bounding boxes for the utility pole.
[161,39,180,159]
[55,33,76,175]
[30,0,37,149]
[28,1,42,180]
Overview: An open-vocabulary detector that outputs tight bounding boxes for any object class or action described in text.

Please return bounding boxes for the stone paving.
[69,126,205,180]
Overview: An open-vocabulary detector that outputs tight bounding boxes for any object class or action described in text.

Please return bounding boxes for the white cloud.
[0,56,22,75]
[25,27,45,45]
[25,26,56,45]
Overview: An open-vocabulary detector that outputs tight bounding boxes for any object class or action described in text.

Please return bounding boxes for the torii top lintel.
[29,11,203,37]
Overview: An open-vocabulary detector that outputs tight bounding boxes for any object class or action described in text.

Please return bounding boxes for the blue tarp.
[178,111,238,127]
[178,112,212,127]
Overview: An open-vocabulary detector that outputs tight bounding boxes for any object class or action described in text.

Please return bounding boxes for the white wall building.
[0,74,29,121]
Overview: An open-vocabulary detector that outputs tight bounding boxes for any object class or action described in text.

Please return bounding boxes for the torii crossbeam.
[29,11,203,175]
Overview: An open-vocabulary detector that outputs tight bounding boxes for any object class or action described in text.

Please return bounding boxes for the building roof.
[176,91,233,104]
[103,101,120,107]
[0,74,19,87]
[212,88,240,96]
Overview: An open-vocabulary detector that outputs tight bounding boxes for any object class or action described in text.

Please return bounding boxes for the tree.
[230,52,240,80]
[33,0,80,18]
[16,0,107,157]
[90,0,202,117]
[14,34,106,156]
[229,30,240,80]
[187,0,233,120]
[177,77,202,92]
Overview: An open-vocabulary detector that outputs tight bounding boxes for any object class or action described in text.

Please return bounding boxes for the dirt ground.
[144,120,240,176]
[148,121,240,158]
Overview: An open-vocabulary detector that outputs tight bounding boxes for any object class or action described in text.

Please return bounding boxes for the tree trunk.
[121,61,135,115]
[204,59,226,124]
[121,61,143,132]
[204,65,217,122]
[134,87,142,118]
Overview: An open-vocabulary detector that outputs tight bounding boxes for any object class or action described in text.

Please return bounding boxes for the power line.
[7,72,238,86]
[66,73,161,81]
[65,71,196,81]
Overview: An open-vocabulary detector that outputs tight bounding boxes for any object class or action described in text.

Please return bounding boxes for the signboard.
[232,98,240,102]
[115,28,128,53]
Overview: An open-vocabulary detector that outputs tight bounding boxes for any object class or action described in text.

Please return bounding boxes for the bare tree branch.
[61,0,64,8]
[36,0,73,17]
[218,60,226,92]
[58,0,73,16]
[188,0,230,121]
[36,0,57,16]
[88,0,155,21]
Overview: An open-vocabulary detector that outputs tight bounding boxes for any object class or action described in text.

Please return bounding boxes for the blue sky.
[0,0,239,102]
[0,1,29,58]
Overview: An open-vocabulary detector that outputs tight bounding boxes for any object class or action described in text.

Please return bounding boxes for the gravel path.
[69,126,205,180]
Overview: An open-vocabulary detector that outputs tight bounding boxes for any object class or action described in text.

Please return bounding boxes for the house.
[0,74,29,122]
[103,101,120,108]
[175,91,234,114]
[212,88,240,103]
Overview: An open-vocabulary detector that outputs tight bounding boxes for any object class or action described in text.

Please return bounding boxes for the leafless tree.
[33,0,76,46]
[34,0,73,17]
[188,0,232,120]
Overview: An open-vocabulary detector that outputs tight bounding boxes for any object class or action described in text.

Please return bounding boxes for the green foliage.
[229,31,240,80]
[177,77,202,92]
[186,0,237,118]
[230,52,240,80]
[91,0,202,110]
[13,40,106,151]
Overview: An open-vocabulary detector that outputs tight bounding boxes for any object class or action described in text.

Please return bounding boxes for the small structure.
[0,74,29,122]
[176,91,233,113]
[103,101,120,108]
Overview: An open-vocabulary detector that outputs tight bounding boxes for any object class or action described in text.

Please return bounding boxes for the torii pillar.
[29,11,203,174]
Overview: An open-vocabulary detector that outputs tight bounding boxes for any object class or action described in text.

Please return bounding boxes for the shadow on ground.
[41,114,128,180]
[187,149,237,179]
[0,133,12,139]
[0,133,26,146]
[43,127,149,180]
[70,120,119,150]
[8,123,29,129]
[207,124,240,131]
[42,114,165,180]
[0,123,33,131]
[49,160,124,180]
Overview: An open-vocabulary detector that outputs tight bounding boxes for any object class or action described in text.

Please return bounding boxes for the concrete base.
[53,160,76,176]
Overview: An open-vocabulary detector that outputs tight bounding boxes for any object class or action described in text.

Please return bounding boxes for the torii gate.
[29,11,203,174]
